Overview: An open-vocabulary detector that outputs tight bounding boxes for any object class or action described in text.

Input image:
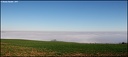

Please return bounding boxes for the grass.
[1,39,127,56]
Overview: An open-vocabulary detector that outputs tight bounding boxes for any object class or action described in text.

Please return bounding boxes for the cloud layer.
[1,31,127,43]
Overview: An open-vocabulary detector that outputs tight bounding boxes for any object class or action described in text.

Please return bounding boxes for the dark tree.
[51,39,57,41]
[121,42,126,44]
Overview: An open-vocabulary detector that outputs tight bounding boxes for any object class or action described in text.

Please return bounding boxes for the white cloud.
[1,31,127,43]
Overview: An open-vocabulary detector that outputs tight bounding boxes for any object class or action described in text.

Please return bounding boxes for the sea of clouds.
[1,31,127,43]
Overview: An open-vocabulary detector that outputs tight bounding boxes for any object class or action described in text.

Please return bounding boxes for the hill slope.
[1,39,127,56]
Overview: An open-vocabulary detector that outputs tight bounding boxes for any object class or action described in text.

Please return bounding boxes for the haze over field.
[1,1,127,43]
[1,31,127,43]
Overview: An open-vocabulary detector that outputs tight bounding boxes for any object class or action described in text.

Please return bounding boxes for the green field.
[1,39,127,56]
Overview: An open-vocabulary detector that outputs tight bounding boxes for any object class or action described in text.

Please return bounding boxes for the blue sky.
[1,1,127,31]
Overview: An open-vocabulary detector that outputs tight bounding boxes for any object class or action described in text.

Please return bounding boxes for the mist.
[1,31,127,43]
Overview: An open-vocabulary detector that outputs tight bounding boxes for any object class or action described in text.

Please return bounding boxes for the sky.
[1,1,127,31]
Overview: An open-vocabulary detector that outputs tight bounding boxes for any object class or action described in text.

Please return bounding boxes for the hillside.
[1,39,127,56]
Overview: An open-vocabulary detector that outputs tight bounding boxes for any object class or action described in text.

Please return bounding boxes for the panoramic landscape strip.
[1,1,127,57]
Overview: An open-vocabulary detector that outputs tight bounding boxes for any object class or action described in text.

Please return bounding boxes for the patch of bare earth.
[1,43,55,56]
[1,42,8,45]
[62,52,127,56]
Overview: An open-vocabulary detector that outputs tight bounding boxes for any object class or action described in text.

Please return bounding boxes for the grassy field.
[1,39,127,56]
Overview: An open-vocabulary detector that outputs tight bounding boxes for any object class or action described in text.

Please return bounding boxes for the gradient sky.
[1,1,127,31]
